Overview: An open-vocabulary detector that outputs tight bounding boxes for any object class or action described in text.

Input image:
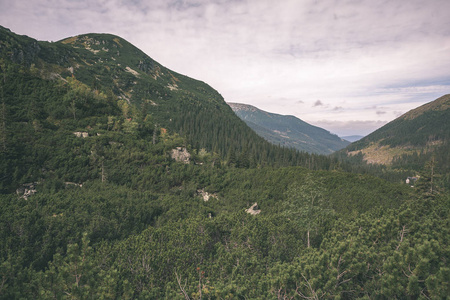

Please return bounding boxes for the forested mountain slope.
[0,26,448,299]
[335,94,450,188]
[229,102,350,154]
[0,25,341,193]
[346,94,450,155]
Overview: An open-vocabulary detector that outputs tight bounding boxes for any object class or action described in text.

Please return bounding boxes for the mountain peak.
[60,33,127,50]
[0,26,317,181]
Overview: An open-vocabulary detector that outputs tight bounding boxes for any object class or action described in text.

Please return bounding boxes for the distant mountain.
[342,94,450,166]
[228,103,350,154]
[341,135,364,142]
[1,26,448,300]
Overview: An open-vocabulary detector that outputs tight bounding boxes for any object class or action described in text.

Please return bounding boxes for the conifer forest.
[0,26,449,299]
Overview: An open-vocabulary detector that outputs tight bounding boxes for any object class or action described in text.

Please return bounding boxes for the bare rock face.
[171,147,191,164]
[245,202,261,215]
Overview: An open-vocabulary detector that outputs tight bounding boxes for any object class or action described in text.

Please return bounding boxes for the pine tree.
[283,173,334,248]
[416,156,439,197]
[227,146,237,167]
[237,147,250,168]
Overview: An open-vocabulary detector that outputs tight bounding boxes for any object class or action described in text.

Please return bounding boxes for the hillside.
[228,102,349,154]
[0,25,341,193]
[343,94,450,164]
[0,26,448,299]
[334,94,450,189]
[348,94,450,153]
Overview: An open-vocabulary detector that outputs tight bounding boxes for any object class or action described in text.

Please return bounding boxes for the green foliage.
[283,173,336,248]
[335,94,450,190]
[348,95,450,150]
[0,25,449,299]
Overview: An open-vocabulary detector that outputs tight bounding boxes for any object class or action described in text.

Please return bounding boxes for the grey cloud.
[376,111,386,115]
[313,100,323,107]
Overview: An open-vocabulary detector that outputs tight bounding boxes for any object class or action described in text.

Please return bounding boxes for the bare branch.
[396,225,408,251]
[295,273,320,300]
[175,271,190,300]
[420,289,431,300]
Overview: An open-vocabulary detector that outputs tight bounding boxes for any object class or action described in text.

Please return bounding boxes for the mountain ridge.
[228,102,350,154]
[335,94,450,188]
[345,94,450,158]
[0,25,338,192]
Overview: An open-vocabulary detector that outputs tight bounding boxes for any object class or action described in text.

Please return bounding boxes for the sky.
[1,0,449,136]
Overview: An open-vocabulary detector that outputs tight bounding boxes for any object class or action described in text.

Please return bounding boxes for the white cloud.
[1,0,449,135]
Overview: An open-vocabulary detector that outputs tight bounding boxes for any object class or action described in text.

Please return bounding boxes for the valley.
[0,26,448,299]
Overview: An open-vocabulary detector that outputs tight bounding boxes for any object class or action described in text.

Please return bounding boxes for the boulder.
[245,202,261,215]
[171,147,190,164]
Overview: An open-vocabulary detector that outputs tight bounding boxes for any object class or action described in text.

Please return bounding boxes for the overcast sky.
[1,0,449,136]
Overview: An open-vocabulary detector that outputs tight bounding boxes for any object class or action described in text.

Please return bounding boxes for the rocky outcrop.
[171,147,190,164]
[64,182,83,188]
[245,202,261,215]
[137,58,155,73]
[73,131,89,138]
[16,182,38,199]
[197,189,218,202]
